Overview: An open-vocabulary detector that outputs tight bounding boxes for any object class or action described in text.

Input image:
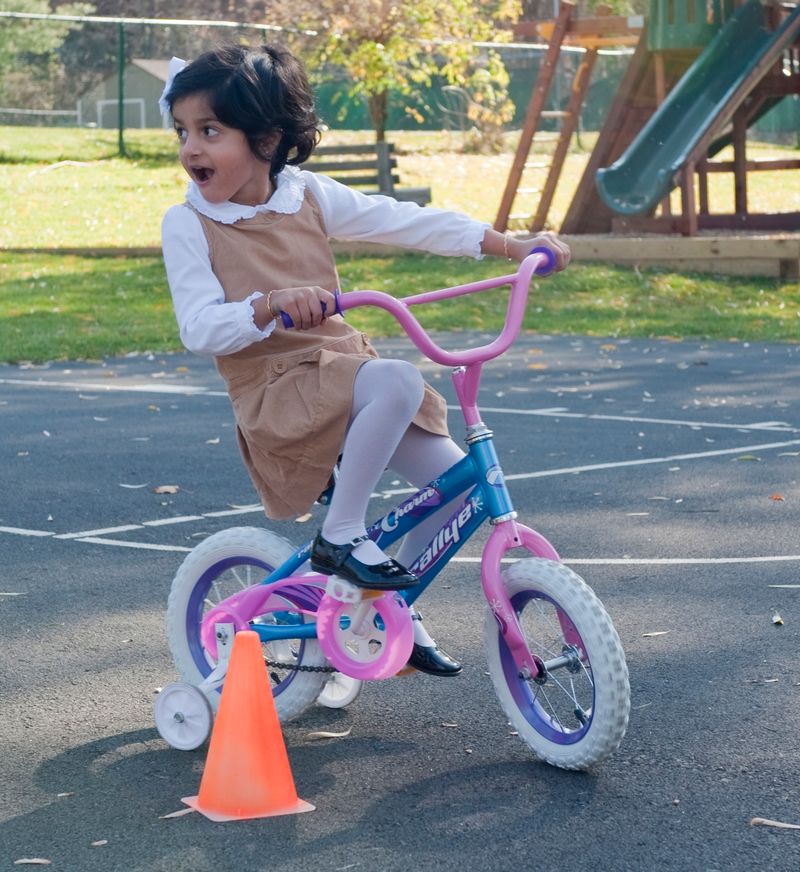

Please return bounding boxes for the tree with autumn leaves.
[273,0,523,145]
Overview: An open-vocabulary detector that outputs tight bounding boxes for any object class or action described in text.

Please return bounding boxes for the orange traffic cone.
[182,630,315,821]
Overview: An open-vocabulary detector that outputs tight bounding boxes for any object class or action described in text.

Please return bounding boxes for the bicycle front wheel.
[483,558,630,770]
[166,527,329,724]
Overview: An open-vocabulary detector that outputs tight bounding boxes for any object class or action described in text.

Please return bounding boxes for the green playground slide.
[596,0,800,216]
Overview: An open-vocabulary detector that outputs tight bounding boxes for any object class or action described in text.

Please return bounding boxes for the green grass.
[2,126,799,247]
[1,126,798,363]
[1,250,797,364]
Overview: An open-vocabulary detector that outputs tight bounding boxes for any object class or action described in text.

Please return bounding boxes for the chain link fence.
[2,11,795,150]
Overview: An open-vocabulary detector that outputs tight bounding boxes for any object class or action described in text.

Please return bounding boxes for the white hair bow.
[158,56,188,117]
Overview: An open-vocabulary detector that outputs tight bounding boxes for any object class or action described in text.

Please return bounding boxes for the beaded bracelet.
[503,233,511,261]
[266,290,278,317]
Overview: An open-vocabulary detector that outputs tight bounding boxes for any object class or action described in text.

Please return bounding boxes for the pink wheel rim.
[316,592,414,680]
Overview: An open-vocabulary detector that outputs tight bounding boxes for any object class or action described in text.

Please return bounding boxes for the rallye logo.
[409,496,482,575]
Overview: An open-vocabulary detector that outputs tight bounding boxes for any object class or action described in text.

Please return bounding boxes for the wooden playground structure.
[496,0,800,278]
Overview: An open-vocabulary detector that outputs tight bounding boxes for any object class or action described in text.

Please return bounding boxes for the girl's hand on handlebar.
[268,286,337,331]
[508,231,571,273]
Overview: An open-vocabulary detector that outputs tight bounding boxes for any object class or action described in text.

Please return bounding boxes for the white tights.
[321,358,466,569]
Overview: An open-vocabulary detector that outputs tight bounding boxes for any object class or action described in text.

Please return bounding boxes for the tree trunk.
[367,91,388,142]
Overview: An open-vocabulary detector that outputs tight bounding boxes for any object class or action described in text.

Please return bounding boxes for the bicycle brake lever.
[279,289,343,329]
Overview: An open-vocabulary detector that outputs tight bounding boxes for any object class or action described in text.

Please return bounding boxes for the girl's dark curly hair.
[165,43,320,177]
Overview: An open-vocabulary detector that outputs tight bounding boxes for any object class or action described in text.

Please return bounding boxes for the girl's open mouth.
[191,166,214,184]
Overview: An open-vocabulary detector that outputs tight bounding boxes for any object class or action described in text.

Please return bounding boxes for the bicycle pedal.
[325,575,364,604]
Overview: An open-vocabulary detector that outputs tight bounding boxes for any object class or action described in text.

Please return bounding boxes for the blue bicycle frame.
[248,428,514,644]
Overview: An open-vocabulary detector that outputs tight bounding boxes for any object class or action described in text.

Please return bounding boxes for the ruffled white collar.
[185,165,306,224]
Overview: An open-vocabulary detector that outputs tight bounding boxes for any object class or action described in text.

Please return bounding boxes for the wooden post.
[680,162,698,236]
[732,108,748,216]
[530,49,598,231]
[698,157,709,214]
[376,142,395,196]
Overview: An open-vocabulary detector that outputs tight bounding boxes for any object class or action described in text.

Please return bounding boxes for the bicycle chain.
[265,658,337,674]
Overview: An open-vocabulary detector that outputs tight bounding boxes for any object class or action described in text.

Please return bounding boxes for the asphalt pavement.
[2,331,800,872]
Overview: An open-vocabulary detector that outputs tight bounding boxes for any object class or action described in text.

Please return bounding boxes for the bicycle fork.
[481,518,562,681]
[455,364,564,682]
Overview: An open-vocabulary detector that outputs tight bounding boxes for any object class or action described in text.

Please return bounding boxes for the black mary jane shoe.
[407,643,463,676]
[310,531,419,591]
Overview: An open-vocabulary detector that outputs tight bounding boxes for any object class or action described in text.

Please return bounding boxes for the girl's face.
[172,92,272,206]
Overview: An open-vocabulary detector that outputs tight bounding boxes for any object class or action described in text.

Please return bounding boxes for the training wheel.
[154,682,213,751]
[316,591,414,681]
[317,672,364,709]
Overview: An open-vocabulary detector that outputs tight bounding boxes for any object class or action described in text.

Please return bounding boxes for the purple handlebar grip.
[530,246,557,275]
[279,290,342,329]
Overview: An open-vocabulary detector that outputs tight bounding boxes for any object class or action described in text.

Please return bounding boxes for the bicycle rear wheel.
[483,558,630,770]
[166,527,329,724]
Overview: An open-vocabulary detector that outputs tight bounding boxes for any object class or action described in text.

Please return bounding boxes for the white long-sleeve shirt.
[161,166,490,356]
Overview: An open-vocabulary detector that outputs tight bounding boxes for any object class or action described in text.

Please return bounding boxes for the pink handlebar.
[277,248,555,366]
[337,248,552,367]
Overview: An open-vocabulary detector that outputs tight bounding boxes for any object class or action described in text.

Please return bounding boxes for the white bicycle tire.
[166,527,329,723]
[483,558,630,770]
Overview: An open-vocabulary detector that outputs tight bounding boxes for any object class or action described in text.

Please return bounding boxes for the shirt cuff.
[468,222,491,259]
[243,291,276,341]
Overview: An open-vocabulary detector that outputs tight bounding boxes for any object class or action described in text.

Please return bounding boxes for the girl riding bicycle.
[159,42,570,678]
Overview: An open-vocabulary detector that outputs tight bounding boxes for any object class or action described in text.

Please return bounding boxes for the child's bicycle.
[154,250,631,770]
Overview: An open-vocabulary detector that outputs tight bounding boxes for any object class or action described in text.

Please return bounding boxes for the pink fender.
[200,574,326,658]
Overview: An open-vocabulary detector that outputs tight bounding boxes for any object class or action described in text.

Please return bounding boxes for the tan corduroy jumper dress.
[192,187,449,520]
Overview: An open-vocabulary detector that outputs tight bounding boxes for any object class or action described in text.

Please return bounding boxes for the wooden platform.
[561,233,800,279]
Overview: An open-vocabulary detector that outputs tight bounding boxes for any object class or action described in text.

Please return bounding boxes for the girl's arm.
[161,206,278,355]
[303,172,570,270]
[304,172,488,258]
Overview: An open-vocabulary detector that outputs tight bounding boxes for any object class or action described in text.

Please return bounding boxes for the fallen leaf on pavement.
[769,494,785,501]
[750,817,800,830]
[153,485,179,494]
[306,728,352,740]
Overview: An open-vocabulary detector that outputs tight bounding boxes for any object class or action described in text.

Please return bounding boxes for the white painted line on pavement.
[56,524,143,539]
[504,438,800,481]
[75,537,192,552]
[143,515,204,526]
[472,406,797,433]
[203,505,263,517]
[0,526,54,537]
[0,377,227,396]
